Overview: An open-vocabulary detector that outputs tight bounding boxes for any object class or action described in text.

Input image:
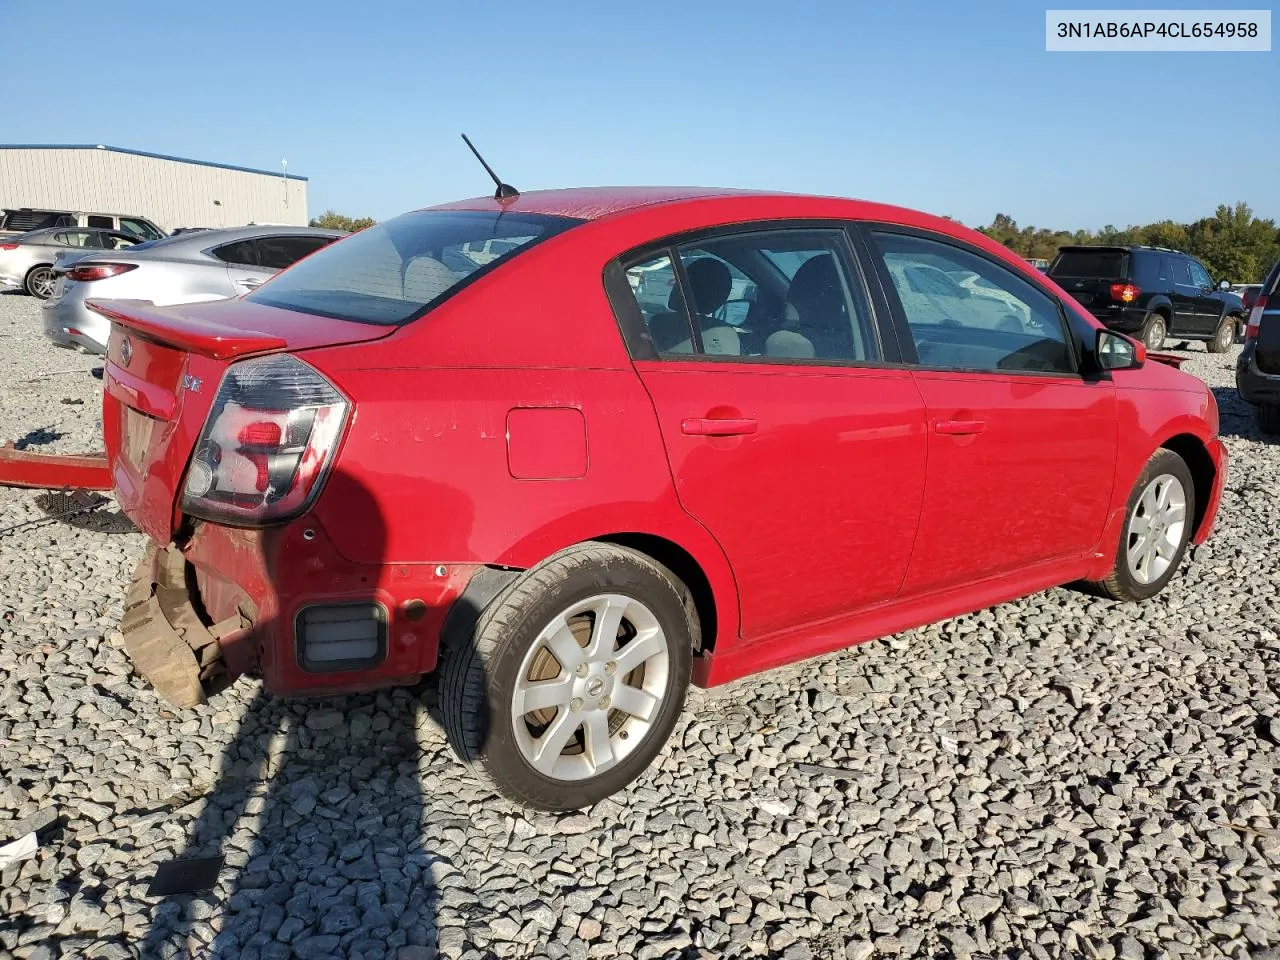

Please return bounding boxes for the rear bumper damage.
[121,544,249,708]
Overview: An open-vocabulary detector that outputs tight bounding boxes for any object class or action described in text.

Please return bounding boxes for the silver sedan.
[43,225,346,353]
[0,227,142,299]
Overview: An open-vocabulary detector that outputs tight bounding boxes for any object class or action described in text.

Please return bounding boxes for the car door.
[1186,258,1222,332]
[614,224,929,642]
[862,226,1118,596]
[210,237,274,295]
[1165,256,1202,336]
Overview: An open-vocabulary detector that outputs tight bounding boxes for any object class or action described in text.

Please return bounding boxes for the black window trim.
[855,222,1089,381]
[604,219,902,370]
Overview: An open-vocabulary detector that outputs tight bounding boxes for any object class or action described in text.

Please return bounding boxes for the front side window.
[872,230,1075,375]
[623,228,878,363]
[248,210,580,326]
[1188,260,1212,289]
[119,217,164,241]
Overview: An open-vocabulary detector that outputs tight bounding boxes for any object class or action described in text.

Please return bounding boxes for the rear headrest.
[670,257,732,315]
[765,330,814,358]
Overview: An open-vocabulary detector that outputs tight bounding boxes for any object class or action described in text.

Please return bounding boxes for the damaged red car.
[95,186,1226,810]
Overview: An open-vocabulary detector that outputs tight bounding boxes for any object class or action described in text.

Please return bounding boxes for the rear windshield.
[1049,249,1128,279]
[247,210,582,325]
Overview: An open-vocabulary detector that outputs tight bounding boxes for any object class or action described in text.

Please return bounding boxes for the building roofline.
[0,144,309,181]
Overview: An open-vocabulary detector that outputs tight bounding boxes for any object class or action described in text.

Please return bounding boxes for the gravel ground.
[1,289,1278,960]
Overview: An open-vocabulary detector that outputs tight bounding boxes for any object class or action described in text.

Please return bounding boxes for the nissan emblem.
[120,335,133,367]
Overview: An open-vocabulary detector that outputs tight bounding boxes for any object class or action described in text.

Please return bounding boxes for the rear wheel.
[24,265,55,299]
[1140,313,1167,351]
[1089,448,1195,602]
[438,543,695,811]
[1207,316,1236,354]
[1258,403,1280,436]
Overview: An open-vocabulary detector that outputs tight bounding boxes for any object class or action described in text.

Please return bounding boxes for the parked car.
[95,187,1226,811]
[1236,257,1280,434]
[0,227,143,299]
[43,225,344,353]
[1231,283,1263,314]
[1048,245,1247,353]
[0,207,165,242]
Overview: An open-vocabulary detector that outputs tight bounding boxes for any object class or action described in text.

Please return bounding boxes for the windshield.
[247,210,583,325]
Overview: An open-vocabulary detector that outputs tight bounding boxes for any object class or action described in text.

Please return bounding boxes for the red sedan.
[95,186,1226,811]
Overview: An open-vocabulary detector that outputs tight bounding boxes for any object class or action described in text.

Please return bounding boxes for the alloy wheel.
[1126,473,1188,585]
[511,593,670,782]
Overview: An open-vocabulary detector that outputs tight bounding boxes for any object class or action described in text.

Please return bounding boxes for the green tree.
[309,210,377,232]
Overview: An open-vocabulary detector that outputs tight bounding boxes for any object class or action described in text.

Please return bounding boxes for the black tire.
[24,265,55,300]
[438,543,695,810]
[1258,403,1280,436]
[1088,448,1195,602]
[1207,316,1236,354]
[1140,313,1167,351]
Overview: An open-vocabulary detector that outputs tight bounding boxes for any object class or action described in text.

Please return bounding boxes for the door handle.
[237,278,263,290]
[934,419,986,436]
[681,417,758,437]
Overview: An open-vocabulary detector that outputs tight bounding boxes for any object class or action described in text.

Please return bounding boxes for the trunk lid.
[97,298,393,542]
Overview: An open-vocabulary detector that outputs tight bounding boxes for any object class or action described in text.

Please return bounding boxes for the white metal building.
[0,144,308,233]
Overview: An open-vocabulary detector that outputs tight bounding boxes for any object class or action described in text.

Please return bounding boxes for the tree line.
[975,202,1279,283]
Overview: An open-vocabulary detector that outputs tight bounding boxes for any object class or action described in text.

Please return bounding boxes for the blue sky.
[5,0,1277,230]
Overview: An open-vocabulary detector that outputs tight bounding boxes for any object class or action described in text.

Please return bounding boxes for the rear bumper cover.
[1237,350,1280,406]
[121,520,479,706]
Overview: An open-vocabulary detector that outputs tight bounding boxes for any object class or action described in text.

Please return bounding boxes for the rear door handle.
[935,419,986,436]
[237,278,263,290]
[681,417,758,437]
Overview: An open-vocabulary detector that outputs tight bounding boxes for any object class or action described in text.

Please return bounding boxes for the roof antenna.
[461,133,519,201]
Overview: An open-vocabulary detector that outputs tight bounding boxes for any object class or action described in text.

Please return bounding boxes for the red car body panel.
[98,187,1228,699]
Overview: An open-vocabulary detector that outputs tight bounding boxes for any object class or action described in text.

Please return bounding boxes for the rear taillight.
[181,354,349,525]
[1110,282,1140,304]
[0,243,18,251]
[66,263,138,282]
[1245,295,1267,342]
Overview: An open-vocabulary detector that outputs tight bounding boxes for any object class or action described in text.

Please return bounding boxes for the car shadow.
[1211,385,1273,443]
[133,469,493,959]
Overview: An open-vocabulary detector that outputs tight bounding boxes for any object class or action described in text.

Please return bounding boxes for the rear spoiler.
[1146,351,1186,369]
[86,298,287,361]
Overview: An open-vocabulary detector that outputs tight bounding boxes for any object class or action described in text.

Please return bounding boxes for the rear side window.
[1168,258,1193,285]
[86,215,113,229]
[248,210,581,326]
[211,239,259,267]
[255,235,335,270]
[1049,249,1128,278]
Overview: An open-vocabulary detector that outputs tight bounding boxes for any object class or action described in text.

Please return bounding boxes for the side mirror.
[1218,279,1231,291]
[1097,329,1145,370]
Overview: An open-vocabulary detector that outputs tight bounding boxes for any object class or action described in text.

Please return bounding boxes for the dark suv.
[1237,256,1280,435]
[1048,245,1246,353]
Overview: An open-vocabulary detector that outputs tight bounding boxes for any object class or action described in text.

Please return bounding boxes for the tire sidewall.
[1112,450,1196,601]
[482,552,693,810]
[1209,317,1234,353]
[1143,314,1166,351]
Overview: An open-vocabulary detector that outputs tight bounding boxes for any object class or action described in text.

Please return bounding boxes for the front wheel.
[1088,448,1195,602]
[1140,313,1167,352]
[438,543,695,811]
[1207,316,1236,354]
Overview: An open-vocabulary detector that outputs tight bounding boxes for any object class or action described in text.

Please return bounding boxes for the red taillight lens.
[181,355,349,525]
[1110,282,1140,304]
[1245,295,1267,342]
[0,243,19,251]
[66,262,138,282]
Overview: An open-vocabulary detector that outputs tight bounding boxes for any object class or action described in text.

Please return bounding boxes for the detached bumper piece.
[121,545,242,708]
[0,442,112,490]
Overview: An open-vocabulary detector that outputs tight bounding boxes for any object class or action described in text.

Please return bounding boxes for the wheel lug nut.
[599,696,610,710]
[575,664,588,678]
[571,698,583,712]
[604,661,617,675]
